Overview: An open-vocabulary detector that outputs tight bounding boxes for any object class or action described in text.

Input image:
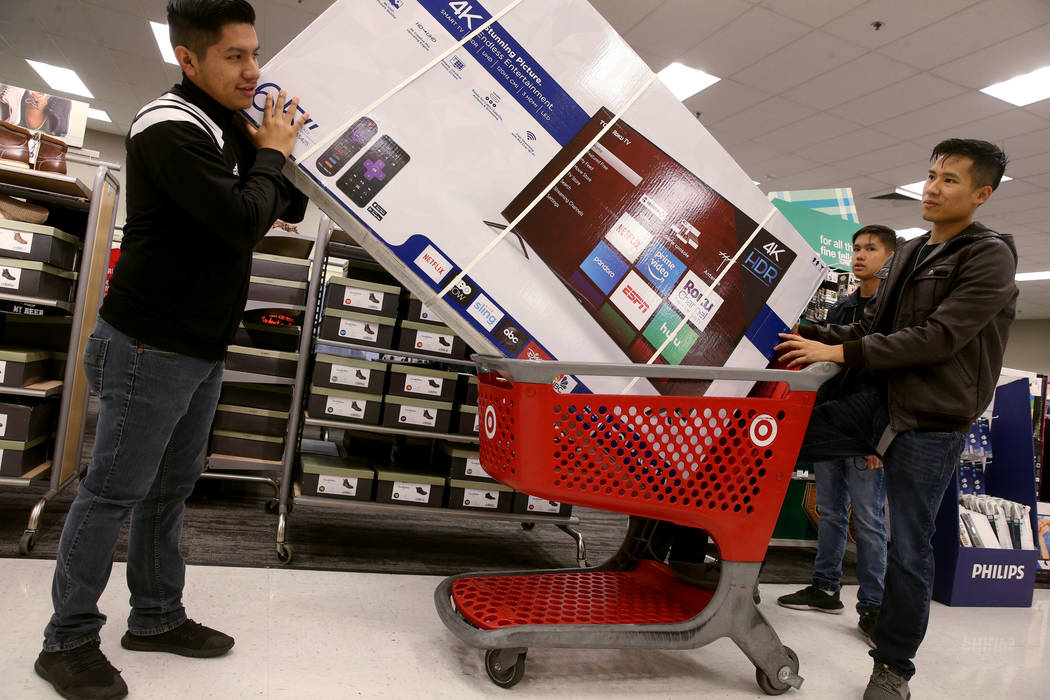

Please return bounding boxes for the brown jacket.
[800,222,1018,433]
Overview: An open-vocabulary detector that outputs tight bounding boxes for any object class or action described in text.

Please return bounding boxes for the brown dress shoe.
[35,133,68,174]
[0,120,32,168]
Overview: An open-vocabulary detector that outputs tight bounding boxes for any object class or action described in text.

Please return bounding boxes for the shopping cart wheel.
[19,531,35,555]
[276,542,293,564]
[520,522,535,530]
[484,648,527,688]
[755,646,799,695]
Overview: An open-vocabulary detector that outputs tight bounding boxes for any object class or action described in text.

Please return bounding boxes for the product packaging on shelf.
[374,469,446,508]
[0,347,51,387]
[318,308,397,348]
[300,453,376,502]
[0,397,56,442]
[212,403,289,438]
[325,276,401,318]
[311,353,388,394]
[447,477,514,513]
[0,434,50,477]
[0,220,81,270]
[387,363,459,403]
[308,385,384,425]
[382,393,453,433]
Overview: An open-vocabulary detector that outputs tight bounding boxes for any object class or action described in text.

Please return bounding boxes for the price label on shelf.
[338,318,378,342]
[404,373,442,397]
[325,396,365,419]
[392,481,430,503]
[413,330,453,355]
[330,364,370,388]
[317,474,358,496]
[463,488,499,509]
[398,404,436,427]
[343,286,384,311]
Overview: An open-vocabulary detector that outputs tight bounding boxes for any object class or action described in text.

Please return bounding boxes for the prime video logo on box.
[971,563,1025,580]
[252,83,319,130]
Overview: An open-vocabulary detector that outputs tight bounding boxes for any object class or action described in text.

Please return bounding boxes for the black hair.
[167,0,256,58]
[930,138,1008,191]
[852,224,897,251]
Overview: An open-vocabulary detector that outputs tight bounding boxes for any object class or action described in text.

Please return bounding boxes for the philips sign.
[970,564,1025,580]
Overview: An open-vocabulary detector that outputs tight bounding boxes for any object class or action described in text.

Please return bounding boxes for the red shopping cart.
[434,356,838,694]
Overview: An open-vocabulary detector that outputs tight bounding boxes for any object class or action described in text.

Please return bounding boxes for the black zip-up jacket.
[815,288,872,403]
[799,222,1018,434]
[101,77,308,360]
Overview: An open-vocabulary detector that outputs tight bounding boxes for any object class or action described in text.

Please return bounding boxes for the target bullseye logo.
[483,405,498,439]
[749,414,777,447]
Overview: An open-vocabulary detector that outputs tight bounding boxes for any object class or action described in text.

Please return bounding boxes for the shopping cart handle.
[472,356,840,393]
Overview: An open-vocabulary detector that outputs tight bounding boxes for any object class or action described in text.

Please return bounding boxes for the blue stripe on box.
[744,305,790,361]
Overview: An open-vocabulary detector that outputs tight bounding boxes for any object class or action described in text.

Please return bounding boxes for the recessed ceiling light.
[1016,271,1050,281]
[150,21,179,65]
[25,59,93,98]
[87,108,111,123]
[657,62,720,101]
[980,65,1050,106]
[897,174,1012,199]
[895,228,927,240]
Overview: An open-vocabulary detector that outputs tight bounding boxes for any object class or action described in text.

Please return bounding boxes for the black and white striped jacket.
[101,77,307,360]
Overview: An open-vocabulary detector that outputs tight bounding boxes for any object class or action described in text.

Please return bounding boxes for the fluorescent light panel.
[1016,271,1050,282]
[150,21,179,65]
[897,175,1012,199]
[657,62,720,101]
[87,108,111,123]
[25,60,93,98]
[981,65,1050,106]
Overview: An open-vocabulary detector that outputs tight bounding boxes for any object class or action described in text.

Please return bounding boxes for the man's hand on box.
[774,333,844,368]
[244,90,308,159]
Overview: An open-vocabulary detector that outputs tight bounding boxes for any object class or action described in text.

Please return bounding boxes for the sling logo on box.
[612,270,660,329]
[468,293,504,331]
[580,240,628,294]
[415,245,452,283]
[637,243,685,295]
[669,270,723,332]
[605,212,652,264]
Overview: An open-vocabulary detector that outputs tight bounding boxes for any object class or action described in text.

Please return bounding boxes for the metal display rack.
[271,216,585,565]
[0,158,121,554]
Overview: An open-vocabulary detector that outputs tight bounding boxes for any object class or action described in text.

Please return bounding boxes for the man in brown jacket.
[776,138,1017,700]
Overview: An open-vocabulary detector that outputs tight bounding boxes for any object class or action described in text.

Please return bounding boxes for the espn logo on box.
[611,270,660,329]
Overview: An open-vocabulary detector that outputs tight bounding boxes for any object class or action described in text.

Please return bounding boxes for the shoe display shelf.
[0,158,121,555]
[200,228,314,511]
[270,216,585,566]
[933,377,1040,606]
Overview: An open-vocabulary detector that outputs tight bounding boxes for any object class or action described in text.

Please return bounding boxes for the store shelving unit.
[272,216,585,565]
[0,157,121,554]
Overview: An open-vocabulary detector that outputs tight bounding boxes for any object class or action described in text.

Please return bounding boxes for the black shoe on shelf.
[351,402,363,411]
[415,486,428,496]
[428,379,440,388]
[364,324,375,334]
[1,267,15,281]
[858,607,880,649]
[423,410,434,419]
[437,335,451,347]
[35,640,128,700]
[120,619,234,658]
[355,370,367,380]
[484,492,496,500]
[776,585,845,614]
[368,293,381,303]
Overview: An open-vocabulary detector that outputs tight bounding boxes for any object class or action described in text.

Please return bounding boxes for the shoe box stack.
[208,228,312,465]
[299,431,572,517]
[0,216,85,476]
[308,243,475,437]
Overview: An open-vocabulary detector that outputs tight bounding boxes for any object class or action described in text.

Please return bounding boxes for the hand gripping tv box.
[247,0,827,398]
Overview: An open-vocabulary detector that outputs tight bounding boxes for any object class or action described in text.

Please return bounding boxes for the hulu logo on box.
[643,306,698,365]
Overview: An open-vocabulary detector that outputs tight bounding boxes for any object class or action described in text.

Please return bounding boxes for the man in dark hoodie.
[776,139,1017,700]
[35,2,308,699]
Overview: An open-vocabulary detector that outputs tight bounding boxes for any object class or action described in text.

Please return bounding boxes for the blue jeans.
[43,318,224,651]
[798,388,965,680]
[812,457,886,613]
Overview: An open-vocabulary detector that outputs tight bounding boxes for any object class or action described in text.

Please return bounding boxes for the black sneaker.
[776,585,844,614]
[120,619,234,658]
[864,661,910,699]
[859,607,880,648]
[35,640,128,699]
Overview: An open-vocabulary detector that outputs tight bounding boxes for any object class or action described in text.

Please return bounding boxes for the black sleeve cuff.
[842,339,865,367]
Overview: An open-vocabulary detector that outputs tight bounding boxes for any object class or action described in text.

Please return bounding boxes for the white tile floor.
[2,558,1047,699]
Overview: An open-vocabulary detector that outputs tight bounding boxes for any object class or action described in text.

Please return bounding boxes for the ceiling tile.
[754,112,860,150]
[730,30,866,92]
[930,23,1050,90]
[685,79,770,124]
[787,53,918,111]
[876,0,1050,70]
[81,3,158,58]
[710,95,815,138]
[955,109,1050,143]
[757,0,868,28]
[871,91,1013,140]
[0,21,68,68]
[821,0,979,50]
[795,127,899,164]
[587,0,665,34]
[678,6,811,78]
[829,73,968,125]
[624,0,752,61]
[750,151,823,179]
[1021,99,1050,121]
[835,140,930,176]
[986,178,1044,200]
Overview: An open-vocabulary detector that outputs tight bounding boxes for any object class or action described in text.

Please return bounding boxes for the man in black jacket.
[776,139,1017,700]
[777,225,896,645]
[36,2,309,698]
